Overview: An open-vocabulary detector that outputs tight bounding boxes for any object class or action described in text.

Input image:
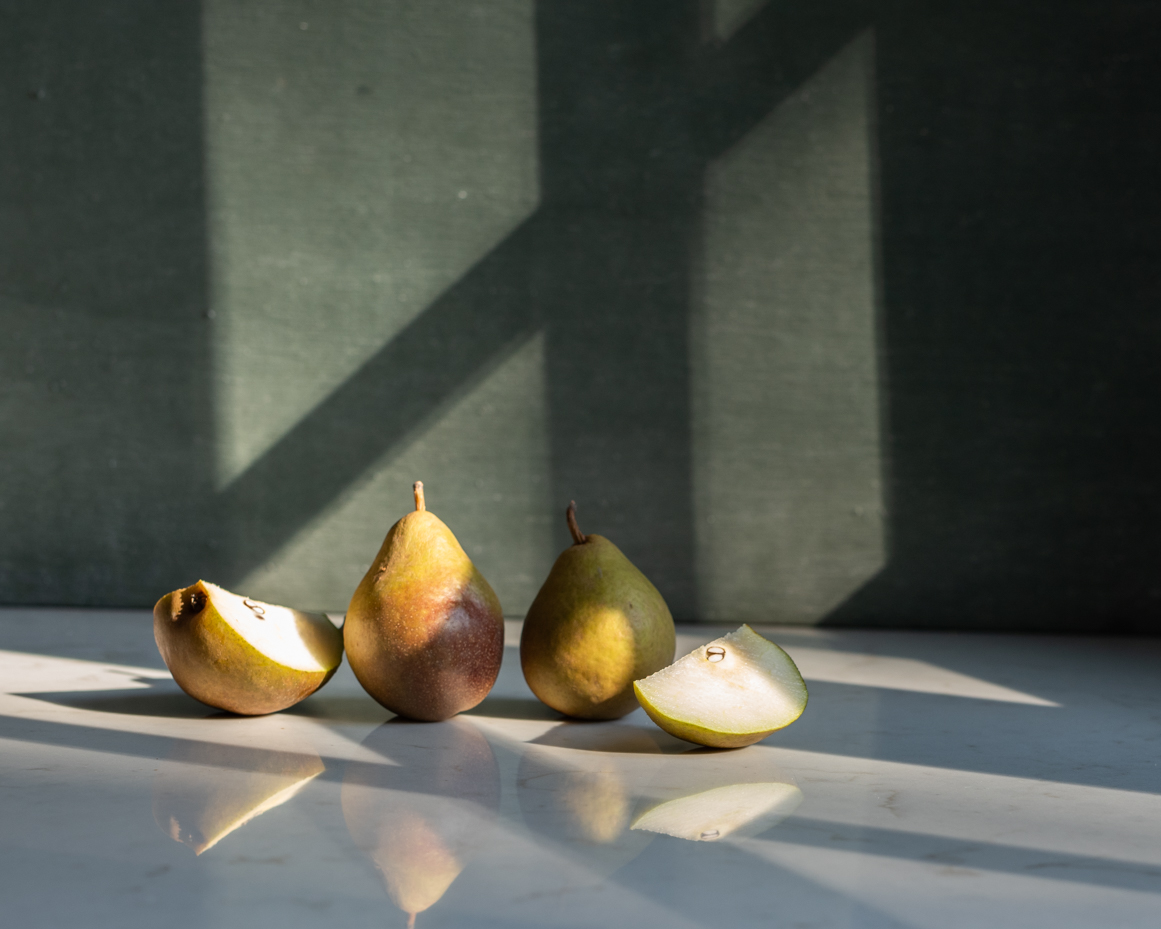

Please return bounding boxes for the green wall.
[3,1,1160,633]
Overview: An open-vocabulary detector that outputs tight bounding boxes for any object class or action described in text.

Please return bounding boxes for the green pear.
[152,739,325,855]
[634,625,808,748]
[153,580,343,715]
[520,502,676,719]
[342,719,500,926]
[344,482,504,721]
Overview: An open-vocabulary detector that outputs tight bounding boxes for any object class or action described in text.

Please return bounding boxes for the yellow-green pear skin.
[344,483,504,721]
[153,580,343,716]
[520,503,676,720]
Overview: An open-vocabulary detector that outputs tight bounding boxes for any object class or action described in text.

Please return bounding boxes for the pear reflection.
[632,781,803,842]
[341,718,499,927]
[516,725,665,874]
[632,749,804,843]
[151,738,324,855]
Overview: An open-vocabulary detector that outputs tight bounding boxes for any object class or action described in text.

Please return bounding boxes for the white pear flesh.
[632,781,803,841]
[154,580,344,715]
[633,625,807,748]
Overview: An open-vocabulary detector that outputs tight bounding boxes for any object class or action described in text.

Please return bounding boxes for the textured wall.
[2,1,1160,632]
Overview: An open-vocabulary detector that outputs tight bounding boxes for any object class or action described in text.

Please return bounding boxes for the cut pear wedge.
[154,580,344,715]
[633,625,807,748]
[632,781,803,842]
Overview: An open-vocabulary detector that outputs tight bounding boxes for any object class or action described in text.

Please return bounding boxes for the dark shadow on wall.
[0,2,217,603]
[824,0,1161,632]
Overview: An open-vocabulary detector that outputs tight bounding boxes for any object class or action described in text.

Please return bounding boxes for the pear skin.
[153,580,343,715]
[520,502,676,719]
[344,482,504,721]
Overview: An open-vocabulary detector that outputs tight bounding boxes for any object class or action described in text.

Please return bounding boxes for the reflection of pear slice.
[152,741,325,854]
[342,719,500,924]
[632,782,803,842]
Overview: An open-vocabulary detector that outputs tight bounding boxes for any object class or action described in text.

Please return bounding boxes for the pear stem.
[406,914,416,929]
[413,481,425,512]
[566,500,587,545]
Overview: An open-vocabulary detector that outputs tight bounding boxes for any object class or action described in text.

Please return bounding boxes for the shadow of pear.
[152,738,325,855]
[515,725,665,876]
[631,746,804,843]
[341,718,500,927]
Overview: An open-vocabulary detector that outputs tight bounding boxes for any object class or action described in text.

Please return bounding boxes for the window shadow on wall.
[4,1,1161,634]
[208,0,873,619]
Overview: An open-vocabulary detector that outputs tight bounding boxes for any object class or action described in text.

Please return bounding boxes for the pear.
[633,625,807,748]
[341,719,500,926]
[344,482,504,721]
[631,781,803,842]
[520,502,675,719]
[153,580,343,715]
[152,739,325,854]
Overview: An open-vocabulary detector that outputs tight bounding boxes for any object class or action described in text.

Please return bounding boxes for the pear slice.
[154,580,344,715]
[633,625,807,748]
[632,782,803,842]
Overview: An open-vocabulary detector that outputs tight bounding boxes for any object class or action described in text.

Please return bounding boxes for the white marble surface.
[1,608,1158,928]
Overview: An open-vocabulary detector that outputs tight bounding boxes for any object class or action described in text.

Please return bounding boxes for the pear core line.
[413,481,425,512]
[566,500,587,545]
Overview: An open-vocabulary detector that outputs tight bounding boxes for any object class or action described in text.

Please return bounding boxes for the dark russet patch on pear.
[350,590,503,722]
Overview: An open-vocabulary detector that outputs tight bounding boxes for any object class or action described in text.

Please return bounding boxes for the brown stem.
[566,500,587,544]
[413,481,425,512]
[406,913,416,929]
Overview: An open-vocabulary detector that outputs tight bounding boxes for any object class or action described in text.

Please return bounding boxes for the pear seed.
[700,829,720,839]
[243,598,266,619]
[706,646,726,662]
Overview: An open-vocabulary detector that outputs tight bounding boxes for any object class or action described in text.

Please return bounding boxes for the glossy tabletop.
[1,609,1158,928]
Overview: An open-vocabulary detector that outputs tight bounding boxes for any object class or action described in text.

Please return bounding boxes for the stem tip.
[566,500,587,545]
[413,481,425,512]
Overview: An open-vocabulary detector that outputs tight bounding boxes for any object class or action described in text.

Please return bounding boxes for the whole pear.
[344,482,504,721]
[520,502,676,719]
[153,580,343,715]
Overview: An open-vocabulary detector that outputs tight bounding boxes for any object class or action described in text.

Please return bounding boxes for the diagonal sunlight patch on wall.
[692,30,883,624]
[708,0,771,43]
[202,0,539,487]
[240,331,554,613]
